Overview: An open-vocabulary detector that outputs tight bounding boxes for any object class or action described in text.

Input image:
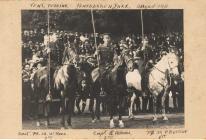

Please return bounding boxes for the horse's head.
[126,58,134,72]
[165,52,180,78]
[123,52,139,72]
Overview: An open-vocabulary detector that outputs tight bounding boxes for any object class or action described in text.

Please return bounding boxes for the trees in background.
[22,10,183,34]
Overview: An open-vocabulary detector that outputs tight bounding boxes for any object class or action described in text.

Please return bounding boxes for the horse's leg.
[102,101,105,114]
[44,101,50,127]
[81,98,86,113]
[127,95,131,118]
[95,96,101,121]
[152,94,158,122]
[44,89,51,127]
[118,95,125,128]
[89,97,95,122]
[129,92,136,119]
[162,89,169,121]
[172,91,178,112]
[66,99,71,127]
[139,96,143,112]
[75,96,81,114]
[60,90,66,128]
[109,96,115,128]
[34,94,40,127]
[67,96,74,127]
[142,94,148,113]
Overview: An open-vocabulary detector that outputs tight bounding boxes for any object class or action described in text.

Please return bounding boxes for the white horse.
[125,56,143,118]
[126,68,142,118]
[125,57,143,119]
[125,52,179,121]
[148,52,179,121]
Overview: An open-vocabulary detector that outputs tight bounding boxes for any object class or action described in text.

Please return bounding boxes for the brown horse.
[91,55,127,128]
[53,44,80,128]
[32,66,52,127]
[53,63,78,128]
[75,56,96,116]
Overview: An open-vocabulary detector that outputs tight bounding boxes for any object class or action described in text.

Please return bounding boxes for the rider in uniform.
[94,33,116,120]
[96,33,115,93]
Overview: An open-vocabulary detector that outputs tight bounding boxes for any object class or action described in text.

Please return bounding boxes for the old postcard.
[0,0,205,139]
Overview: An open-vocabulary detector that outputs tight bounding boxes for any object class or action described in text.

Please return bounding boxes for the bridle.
[153,65,165,74]
[167,54,179,77]
[150,54,179,88]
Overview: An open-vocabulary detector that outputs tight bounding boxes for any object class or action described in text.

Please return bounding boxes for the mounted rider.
[140,36,155,92]
[95,33,116,93]
[140,36,153,62]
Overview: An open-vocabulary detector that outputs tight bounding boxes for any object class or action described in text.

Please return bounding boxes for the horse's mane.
[68,45,78,58]
[54,65,70,89]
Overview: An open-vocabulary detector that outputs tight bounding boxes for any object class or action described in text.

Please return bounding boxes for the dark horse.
[53,44,81,128]
[75,56,96,116]
[91,55,127,128]
[32,66,53,127]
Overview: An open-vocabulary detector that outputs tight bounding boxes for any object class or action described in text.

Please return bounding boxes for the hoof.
[96,119,101,122]
[36,121,40,127]
[67,125,72,129]
[110,120,115,129]
[152,117,158,122]
[118,120,124,128]
[92,119,96,123]
[129,115,135,119]
[44,121,49,126]
[163,116,168,121]
[60,126,67,129]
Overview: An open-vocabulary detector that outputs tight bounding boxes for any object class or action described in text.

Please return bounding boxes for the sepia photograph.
[21,9,184,129]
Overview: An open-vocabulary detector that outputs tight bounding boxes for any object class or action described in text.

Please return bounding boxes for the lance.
[90,9,97,48]
[140,10,144,40]
[47,9,51,94]
[90,9,100,67]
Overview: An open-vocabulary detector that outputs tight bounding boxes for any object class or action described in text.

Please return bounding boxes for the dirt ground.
[22,113,184,129]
